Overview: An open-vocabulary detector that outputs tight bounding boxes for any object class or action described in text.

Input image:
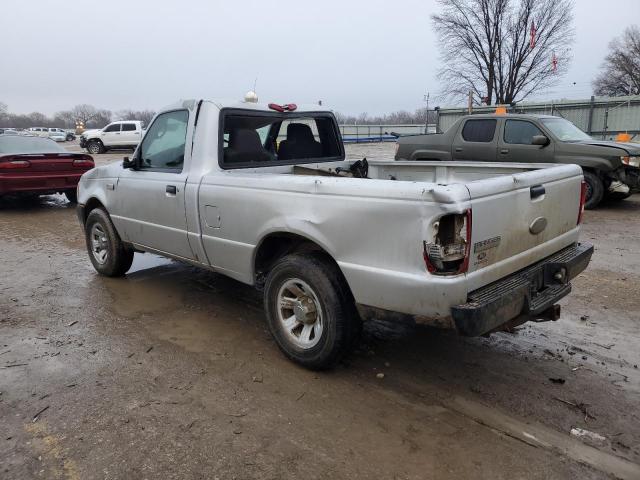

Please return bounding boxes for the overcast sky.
[1,0,638,116]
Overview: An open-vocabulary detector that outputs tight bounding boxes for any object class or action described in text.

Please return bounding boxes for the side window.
[461,119,497,143]
[139,110,188,171]
[121,123,136,132]
[504,120,544,145]
[103,124,121,133]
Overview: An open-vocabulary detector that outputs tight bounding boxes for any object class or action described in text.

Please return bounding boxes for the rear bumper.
[0,173,84,195]
[451,242,594,336]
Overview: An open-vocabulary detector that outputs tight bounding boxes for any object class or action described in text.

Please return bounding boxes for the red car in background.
[0,134,94,203]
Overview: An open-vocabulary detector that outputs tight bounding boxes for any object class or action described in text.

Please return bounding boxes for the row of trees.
[0,103,155,129]
[334,108,438,125]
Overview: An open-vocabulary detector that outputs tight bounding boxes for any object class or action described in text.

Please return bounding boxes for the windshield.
[540,118,592,142]
[0,135,67,154]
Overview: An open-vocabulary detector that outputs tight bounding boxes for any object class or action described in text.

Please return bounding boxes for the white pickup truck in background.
[76,98,593,369]
[79,120,144,154]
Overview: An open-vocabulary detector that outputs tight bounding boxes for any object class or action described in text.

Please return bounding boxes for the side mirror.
[532,135,550,146]
[122,156,139,169]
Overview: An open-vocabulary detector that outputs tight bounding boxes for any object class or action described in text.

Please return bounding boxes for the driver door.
[112,110,195,260]
[101,123,122,146]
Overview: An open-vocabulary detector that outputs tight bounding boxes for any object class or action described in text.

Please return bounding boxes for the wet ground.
[1,143,640,479]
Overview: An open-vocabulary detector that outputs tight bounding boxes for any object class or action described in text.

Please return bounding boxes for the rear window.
[0,136,67,154]
[121,123,136,131]
[220,110,343,169]
[461,119,497,143]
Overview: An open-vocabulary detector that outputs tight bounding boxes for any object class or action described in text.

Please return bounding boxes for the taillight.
[423,209,472,275]
[577,180,587,224]
[0,160,30,169]
[73,159,94,168]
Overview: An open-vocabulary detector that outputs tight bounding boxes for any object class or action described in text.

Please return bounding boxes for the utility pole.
[423,92,430,132]
[467,90,473,114]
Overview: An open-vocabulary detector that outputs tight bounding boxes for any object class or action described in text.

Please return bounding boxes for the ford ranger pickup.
[76,99,593,369]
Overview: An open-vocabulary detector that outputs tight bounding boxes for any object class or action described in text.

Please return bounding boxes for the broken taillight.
[423,210,472,275]
[577,180,587,224]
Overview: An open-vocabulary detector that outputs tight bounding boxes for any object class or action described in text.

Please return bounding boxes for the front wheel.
[264,253,360,370]
[86,140,104,155]
[583,171,604,210]
[84,208,134,277]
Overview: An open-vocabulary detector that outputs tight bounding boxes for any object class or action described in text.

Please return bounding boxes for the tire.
[66,134,74,141]
[264,252,360,370]
[65,189,77,203]
[84,208,134,277]
[87,140,104,155]
[583,171,604,210]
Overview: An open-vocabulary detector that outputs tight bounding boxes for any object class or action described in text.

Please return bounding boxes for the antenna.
[244,76,259,103]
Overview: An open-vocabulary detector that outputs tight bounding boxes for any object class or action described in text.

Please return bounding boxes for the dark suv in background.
[395,114,640,208]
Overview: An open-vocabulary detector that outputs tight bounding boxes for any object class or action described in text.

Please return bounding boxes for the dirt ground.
[1,142,640,479]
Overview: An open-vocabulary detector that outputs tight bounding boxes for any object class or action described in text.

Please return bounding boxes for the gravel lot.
[1,142,639,479]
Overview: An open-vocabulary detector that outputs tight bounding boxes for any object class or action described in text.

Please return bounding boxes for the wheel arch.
[82,197,107,222]
[253,232,353,297]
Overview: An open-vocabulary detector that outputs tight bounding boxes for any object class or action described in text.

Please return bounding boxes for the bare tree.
[70,104,104,126]
[115,109,156,127]
[334,108,438,125]
[432,0,574,105]
[593,25,640,97]
[54,110,77,128]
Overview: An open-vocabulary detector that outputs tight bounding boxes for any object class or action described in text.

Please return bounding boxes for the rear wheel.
[264,253,360,370]
[87,140,104,155]
[583,171,604,209]
[84,208,134,277]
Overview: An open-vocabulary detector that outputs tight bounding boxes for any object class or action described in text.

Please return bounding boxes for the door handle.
[166,185,177,195]
[500,148,509,154]
[455,147,463,153]
[530,185,545,199]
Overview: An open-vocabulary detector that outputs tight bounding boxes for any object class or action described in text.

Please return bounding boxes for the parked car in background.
[0,133,94,203]
[77,99,592,369]
[26,127,75,142]
[0,128,18,135]
[395,114,640,209]
[26,127,50,137]
[48,130,67,142]
[79,121,144,154]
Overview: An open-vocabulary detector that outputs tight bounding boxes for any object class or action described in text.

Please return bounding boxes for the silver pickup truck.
[76,99,593,369]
